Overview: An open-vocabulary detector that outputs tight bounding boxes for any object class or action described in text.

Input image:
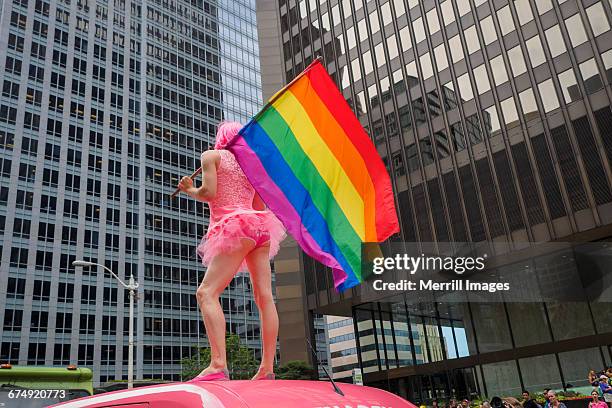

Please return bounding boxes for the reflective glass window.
[508,45,527,76]
[347,26,356,49]
[420,52,433,79]
[515,0,534,25]
[393,0,405,17]
[586,2,610,36]
[457,0,470,17]
[331,5,340,26]
[375,43,386,67]
[480,16,497,45]
[387,34,399,60]
[457,72,474,101]
[526,35,546,67]
[535,0,553,15]
[434,43,448,71]
[485,105,501,133]
[545,25,567,58]
[441,1,455,26]
[407,0,418,9]
[449,35,464,63]
[406,60,418,78]
[558,68,580,103]
[497,5,515,36]
[474,64,491,94]
[465,25,480,54]
[413,17,426,43]
[353,0,363,11]
[399,25,411,51]
[481,361,522,397]
[470,304,512,352]
[519,88,538,117]
[342,0,352,18]
[358,19,368,42]
[369,8,380,34]
[538,79,560,112]
[426,7,441,34]
[547,302,595,341]
[579,58,603,93]
[559,348,605,387]
[351,58,362,81]
[506,303,551,347]
[490,55,509,85]
[381,2,392,27]
[565,13,588,47]
[519,354,563,390]
[602,49,612,82]
[501,96,519,125]
[363,50,374,75]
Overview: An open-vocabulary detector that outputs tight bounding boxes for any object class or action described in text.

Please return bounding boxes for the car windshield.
[0,386,89,408]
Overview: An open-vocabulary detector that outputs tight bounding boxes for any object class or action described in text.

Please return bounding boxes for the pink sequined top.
[207,149,259,222]
[196,149,286,270]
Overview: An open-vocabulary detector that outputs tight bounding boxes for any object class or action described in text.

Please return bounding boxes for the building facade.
[259,0,612,401]
[0,0,265,385]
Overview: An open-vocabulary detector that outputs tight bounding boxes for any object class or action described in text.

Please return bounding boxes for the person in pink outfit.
[177,121,286,381]
[591,391,608,408]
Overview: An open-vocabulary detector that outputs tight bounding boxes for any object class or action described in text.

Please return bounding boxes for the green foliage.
[180,333,259,380]
[275,360,317,380]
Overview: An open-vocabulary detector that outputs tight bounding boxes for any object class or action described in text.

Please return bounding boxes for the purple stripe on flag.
[229,137,348,288]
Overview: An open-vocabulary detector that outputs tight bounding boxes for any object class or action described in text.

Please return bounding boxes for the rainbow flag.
[226,59,399,291]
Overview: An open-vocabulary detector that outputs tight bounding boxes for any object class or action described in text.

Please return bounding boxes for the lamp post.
[73,260,139,389]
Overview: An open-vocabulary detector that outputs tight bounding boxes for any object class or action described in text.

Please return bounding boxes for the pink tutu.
[196,209,286,271]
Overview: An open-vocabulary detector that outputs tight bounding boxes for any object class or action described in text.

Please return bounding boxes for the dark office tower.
[0,0,264,385]
[259,0,612,396]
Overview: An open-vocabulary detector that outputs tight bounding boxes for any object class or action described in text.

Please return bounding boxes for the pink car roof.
[50,380,416,408]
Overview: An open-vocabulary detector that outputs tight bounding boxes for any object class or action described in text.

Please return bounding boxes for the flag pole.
[169,56,323,199]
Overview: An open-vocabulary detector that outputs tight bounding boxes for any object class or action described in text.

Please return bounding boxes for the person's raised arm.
[178,150,219,202]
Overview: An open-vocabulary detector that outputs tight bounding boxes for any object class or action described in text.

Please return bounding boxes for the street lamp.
[73,260,139,389]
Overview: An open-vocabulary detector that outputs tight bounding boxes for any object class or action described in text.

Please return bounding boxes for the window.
[474,64,491,94]
[40,194,57,214]
[20,164,36,183]
[558,68,580,103]
[514,0,534,25]
[490,55,508,85]
[434,43,448,72]
[536,0,553,14]
[579,58,603,94]
[545,25,566,58]
[426,8,440,34]
[61,226,77,245]
[508,45,527,76]
[441,1,455,26]
[33,280,50,301]
[457,73,473,101]
[526,35,546,67]
[16,190,33,209]
[465,25,480,54]
[565,14,588,47]
[413,17,426,43]
[586,2,610,37]
[449,35,463,63]
[538,79,560,112]
[480,16,497,45]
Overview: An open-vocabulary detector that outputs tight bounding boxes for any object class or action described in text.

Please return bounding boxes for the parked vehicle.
[49,379,415,407]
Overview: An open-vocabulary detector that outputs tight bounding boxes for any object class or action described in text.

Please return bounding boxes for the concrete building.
[0,0,265,385]
[258,0,612,400]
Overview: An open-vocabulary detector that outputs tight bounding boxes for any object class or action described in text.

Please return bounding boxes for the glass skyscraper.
[0,0,265,385]
[261,0,612,400]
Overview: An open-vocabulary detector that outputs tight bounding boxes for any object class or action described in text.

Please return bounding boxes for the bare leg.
[245,244,278,379]
[196,239,255,376]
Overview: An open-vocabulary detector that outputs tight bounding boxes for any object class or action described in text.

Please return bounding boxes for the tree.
[181,333,259,380]
[276,360,318,380]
